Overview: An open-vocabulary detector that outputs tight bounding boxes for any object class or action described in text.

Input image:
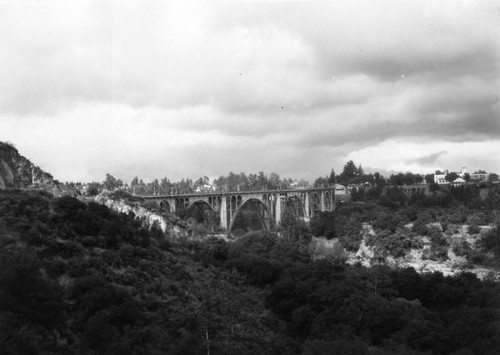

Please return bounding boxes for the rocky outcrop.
[94,191,186,237]
[96,193,166,231]
[0,141,76,196]
[311,224,500,281]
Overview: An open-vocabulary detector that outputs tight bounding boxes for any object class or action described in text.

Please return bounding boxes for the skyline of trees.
[66,160,496,196]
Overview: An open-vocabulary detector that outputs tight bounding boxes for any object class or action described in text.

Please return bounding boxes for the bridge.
[141,187,337,233]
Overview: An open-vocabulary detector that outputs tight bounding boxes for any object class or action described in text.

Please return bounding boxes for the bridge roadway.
[141,187,336,232]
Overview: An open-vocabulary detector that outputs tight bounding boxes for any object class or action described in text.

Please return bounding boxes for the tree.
[268,172,281,190]
[339,160,360,185]
[373,172,386,187]
[425,174,434,184]
[329,242,348,266]
[314,176,328,188]
[357,164,364,176]
[86,182,101,196]
[445,172,459,182]
[103,174,120,191]
[152,179,160,194]
[280,209,311,246]
[160,177,172,194]
[328,169,336,185]
[429,183,441,193]
[310,211,335,239]
[488,173,499,185]
[297,179,310,188]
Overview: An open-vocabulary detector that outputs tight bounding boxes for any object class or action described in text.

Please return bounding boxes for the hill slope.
[0,190,291,354]
[0,141,73,196]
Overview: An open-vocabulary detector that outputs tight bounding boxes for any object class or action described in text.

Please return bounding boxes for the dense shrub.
[226,254,281,287]
[367,228,420,258]
[468,223,481,235]
[310,211,336,239]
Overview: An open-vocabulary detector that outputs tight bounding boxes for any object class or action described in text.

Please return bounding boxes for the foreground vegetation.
[1,189,500,354]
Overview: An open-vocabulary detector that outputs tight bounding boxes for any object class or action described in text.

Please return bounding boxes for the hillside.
[1,189,500,354]
[0,189,294,354]
[0,141,74,196]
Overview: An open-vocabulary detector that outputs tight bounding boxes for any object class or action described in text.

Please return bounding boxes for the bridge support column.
[220,196,227,230]
[304,192,310,220]
[275,194,282,225]
[321,191,326,212]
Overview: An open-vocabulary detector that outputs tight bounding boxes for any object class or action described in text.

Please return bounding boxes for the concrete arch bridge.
[141,187,336,233]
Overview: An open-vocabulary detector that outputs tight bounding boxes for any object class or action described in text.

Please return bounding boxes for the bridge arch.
[186,200,218,225]
[186,199,214,212]
[175,198,191,218]
[159,200,171,213]
[229,198,272,234]
[310,192,322,214]
[285,194,305,218]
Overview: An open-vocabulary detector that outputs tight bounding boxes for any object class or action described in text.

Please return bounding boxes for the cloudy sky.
[1,0,499,184]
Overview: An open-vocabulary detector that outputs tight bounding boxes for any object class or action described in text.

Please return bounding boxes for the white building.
[434,167,467,184]
[471,171,488,182]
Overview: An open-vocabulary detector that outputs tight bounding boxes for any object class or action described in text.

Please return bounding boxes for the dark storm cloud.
[330,42,497,83]
[406,151,446,165]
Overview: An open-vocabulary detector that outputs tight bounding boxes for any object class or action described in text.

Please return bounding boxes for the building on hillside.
[195,184,215,193]
[434,170,449,184]
[452,177,466,186]
[335,184,348,195]
[471,170,488,182]
[434,167,468,184]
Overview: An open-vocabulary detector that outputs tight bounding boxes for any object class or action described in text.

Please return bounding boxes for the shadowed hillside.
[0,141,74,196]
[1,189,500,354]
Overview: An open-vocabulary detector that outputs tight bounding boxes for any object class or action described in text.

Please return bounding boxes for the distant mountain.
[0,141,75,196]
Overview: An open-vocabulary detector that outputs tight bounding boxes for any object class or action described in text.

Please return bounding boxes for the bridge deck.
[140,187,335,199]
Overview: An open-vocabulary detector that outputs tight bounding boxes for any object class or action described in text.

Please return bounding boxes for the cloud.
[0,0,499,182]
[348,139,500,175]
[406,151,446,165]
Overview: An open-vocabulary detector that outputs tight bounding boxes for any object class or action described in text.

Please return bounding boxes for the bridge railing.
[139,185,337,199]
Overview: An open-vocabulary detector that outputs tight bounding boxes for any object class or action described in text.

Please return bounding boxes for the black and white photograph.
[1,0,499,354]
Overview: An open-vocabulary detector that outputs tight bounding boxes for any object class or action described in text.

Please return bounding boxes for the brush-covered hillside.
[308,182,500,277]
[1,189,500,355]
[0,189,293,354]
[0,141,74,196]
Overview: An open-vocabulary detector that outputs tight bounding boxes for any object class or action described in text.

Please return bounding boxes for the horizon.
[1,0,499,183]
[5,138,494,185]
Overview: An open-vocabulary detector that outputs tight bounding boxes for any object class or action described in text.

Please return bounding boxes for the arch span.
[186,200,218,225]
[229,198,273,234]
[159,200,171,213]
[186,199,215,212]
[285,194,305,218]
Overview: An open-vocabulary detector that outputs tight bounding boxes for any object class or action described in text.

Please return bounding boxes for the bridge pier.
[220,196,227,230]
[304,192,310,221]
[275,193,282,225]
